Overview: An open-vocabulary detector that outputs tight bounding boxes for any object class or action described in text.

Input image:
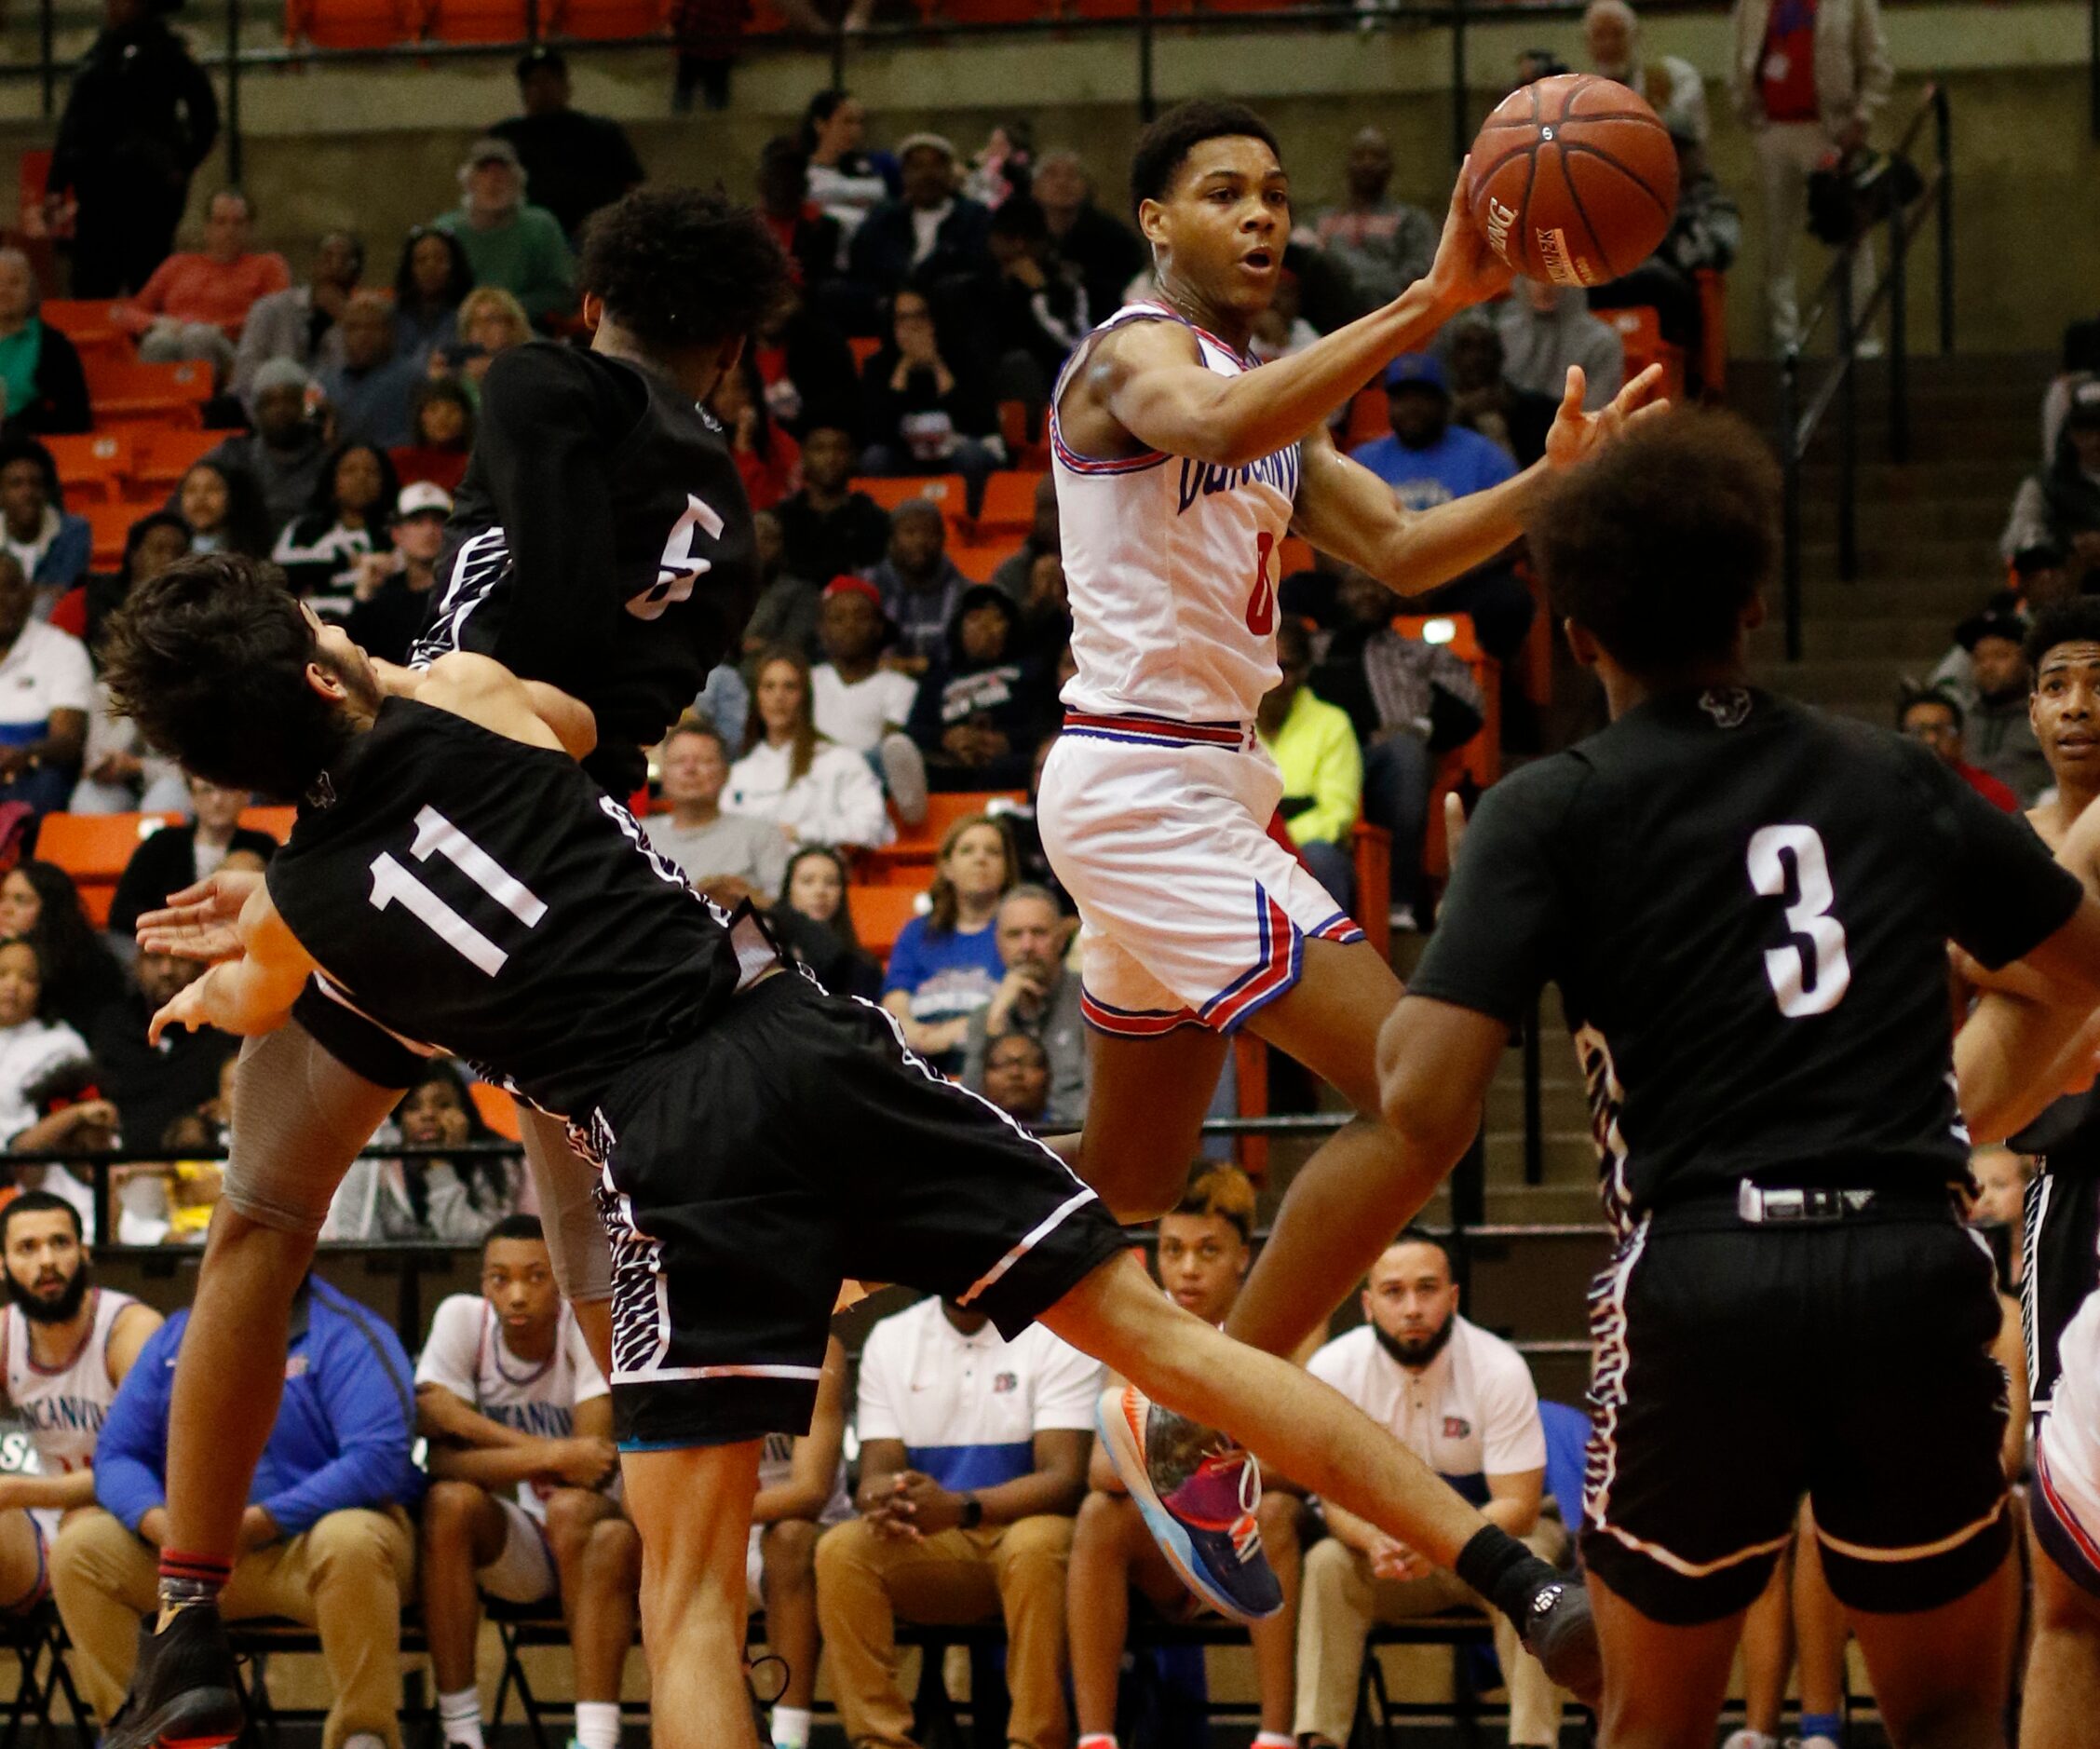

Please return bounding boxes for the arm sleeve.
[43,630,94,715]
[564,1314,610,1406]
[468,347,627,695]
[257,1318,418,1535]
[1917,746,2086,968]
[1027,1335,1104,1433]
[882,918,929,998]
[112,260,176,332]
[1476,1341,1548,1477]
[810,744,891,848]
[750,820,790,900]
[1404,765,1575,1027]
[854,1319,903,1444]
[412,1295,481,1396]
[1298,706,1362,847]
[92,1322,177,1530]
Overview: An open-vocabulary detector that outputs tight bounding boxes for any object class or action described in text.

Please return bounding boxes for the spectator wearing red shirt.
[111,189,290,385]
[1729,0,1891,349]
[710,350,801,514]
[1899,685,2019,813]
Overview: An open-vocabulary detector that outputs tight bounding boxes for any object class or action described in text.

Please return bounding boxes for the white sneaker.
[1722,1734,1780,1749]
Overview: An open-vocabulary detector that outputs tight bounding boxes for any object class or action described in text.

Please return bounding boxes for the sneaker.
[101,1606,243,1749]
[1388,903,1419,934]
[1516,1572,1603,1706]
[878,735,928,829]
[1097,1386,1282,1624]
[1721,1735,1780,1749]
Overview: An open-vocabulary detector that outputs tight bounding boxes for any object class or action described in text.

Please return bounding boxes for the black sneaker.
[102,1606,244,1749]
[1517,1575,1603,1705]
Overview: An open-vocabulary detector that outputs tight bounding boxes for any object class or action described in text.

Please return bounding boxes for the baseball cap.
[1956,606,2029,652]
[465,137,522,171]
[515,43,566,78]
[823,575,884,610]
[395,481,454,521]
[1384,353,1448,395]
[894,132,957,163]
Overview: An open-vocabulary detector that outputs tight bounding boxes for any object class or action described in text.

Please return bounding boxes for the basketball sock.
[1453,1525,1554,1626]
[1798,1712,1843,1745]
[768,1704,811,1749]
[155,1548,230,1628]
[1253,1734,1295,1747]
[1077,1736,1118,1749]
[437,1688,484,1749]
[573,1700,621,1749]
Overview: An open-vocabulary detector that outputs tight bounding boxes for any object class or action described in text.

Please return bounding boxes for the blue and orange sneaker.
[1098,1385,1283,1624]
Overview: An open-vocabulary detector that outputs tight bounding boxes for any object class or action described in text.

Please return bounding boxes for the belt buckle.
[1738,1183,1869,1225]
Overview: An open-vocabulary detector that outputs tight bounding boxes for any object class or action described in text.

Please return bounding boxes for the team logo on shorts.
[993,1372,1018,1395]
[1443,1416,1471,1440]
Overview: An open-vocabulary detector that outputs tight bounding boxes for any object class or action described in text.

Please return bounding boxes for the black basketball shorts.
[1579,1198,2012,1625]
[576,970,1131,1450]
[2025,1159,2100,1420]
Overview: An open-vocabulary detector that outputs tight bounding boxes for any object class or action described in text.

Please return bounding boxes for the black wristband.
[957,1493,983,1530]
[1454,1524,1550,1625]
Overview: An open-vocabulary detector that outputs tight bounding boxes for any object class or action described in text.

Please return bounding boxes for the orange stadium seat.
[1695,267,1727,400]
[971,470,1043,541]
[285,0,413,46]
[939,0,1042,22]
[550,0,668,34]
[38,812,179,925]
[237,806,297,843]
[84,501,146,570]
[468,1080,523,1141]
[132,427,222,492]
[847,884,926,959]
[38,299,123,348]
[950,544,1013,583]
[1600,306,1685,408]
[86,359,210,429]
[424,0,528,40]
[847,336,882,370]
[854,474,969,526]
[45,432,132,506]
[858,789,1024,881]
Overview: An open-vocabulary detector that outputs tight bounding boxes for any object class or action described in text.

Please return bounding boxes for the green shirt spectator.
[433,138,576,325]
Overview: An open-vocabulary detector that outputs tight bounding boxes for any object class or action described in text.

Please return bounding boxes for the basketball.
[1467,73,1680,289]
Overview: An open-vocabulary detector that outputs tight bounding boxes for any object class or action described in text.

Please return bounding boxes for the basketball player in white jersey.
[414,1214,624,1749]
[1040,99,1660,1622]
[0,1191,160,1611]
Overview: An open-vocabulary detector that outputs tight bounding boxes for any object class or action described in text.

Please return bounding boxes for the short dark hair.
[2026,597,2100,677]
[0,1190,81,1248]
[989,195,1049,244]
[1128,100,1281,221]
[515,44,565,78]
[1897,681,1964,731]
[664,719,728,758]
[485,1213,546,1247]
[101,551,350,802]
[0,435,61,510]
[1390,1225,1456,1270]
[1530,408,1779,679]
[578,188,791,352]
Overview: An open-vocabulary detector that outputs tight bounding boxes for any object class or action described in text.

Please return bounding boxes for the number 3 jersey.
[413,342,760,793]
[1406,687,2084,1231]
[266,697,752,1121]
[1050,303,1302,725]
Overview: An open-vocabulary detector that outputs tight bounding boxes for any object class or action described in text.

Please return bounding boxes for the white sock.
[769,1703,812,1749]
[437,1688,484,1749]
[573,1699,622,1749]
[1720,1734,1779,1749]
[1253,1736,1295,1747]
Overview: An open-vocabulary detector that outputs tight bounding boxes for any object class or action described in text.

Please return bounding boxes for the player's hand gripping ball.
[1467,74,1680,289]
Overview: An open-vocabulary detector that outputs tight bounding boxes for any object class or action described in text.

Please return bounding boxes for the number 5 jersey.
[413,342,760,795]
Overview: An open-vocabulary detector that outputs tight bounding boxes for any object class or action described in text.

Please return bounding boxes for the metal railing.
[1774,80,1955,662]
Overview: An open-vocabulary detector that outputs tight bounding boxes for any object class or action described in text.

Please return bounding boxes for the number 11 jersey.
[1407,686,2085,1232]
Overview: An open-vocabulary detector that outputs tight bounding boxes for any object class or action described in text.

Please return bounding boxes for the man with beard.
[0,1192,160,1612]
[1292,1233,1562,1749]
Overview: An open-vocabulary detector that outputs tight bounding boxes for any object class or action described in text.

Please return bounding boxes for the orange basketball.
[1467,74,1679,289]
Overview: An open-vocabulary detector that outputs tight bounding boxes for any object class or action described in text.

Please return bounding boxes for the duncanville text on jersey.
[1177,447,1301,513]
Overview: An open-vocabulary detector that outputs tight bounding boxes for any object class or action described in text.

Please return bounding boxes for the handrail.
[1775,80,1954,662]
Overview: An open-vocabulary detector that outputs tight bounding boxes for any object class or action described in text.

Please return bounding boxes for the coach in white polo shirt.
[1294,1232,1565,1749]
[816,1294,1102,1749]
[0,552,90,820]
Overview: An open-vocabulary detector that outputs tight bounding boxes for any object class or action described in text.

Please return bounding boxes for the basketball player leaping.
[98,187,786,1749]
[105,561,1628,1748]
[1037,99,1660,1620]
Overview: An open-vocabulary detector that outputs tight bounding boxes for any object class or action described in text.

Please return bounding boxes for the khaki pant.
[815,1513,1074,1749]
[1293,1521,1568,1749]
[1754,118,1876,349]
[51,1506,416,1749]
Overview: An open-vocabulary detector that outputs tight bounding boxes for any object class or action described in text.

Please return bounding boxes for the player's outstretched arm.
[1077,178,1510,470]
[1291,363,1666,597]
[147,878,318,1044]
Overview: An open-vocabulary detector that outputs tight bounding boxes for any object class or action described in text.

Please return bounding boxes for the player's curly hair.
[2025,597,2100,678]
[101,551,351,804]
[578,187,791,351]
[1128,100,1281,221]
[1529,407,1777,679]
[1173,1165,1256,1244]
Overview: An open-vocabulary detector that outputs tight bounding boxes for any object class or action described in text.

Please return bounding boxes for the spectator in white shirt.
[1295,1233,1565,1749]
[0,939,89,1147]
[414,1215,629,1749]
[1068,1166,1303,1749]
[810,576,927,822]
[0,553,91,820]
[815,1294,1102,1749]
[644,722,790,902]
[726,650,892,850]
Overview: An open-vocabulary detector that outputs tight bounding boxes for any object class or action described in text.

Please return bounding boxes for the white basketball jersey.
[4,1288,137,1476]
[1050,303,1303,725]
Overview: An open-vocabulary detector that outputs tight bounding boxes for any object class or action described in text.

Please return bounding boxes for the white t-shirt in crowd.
[856,1295,1102,1492]
[812,665,918,755]
[0,621,93,737]
[725,738,893,848]
[0,1017,88,1143]
[1307,1316,1545,1503]
[415,1293,610,1520]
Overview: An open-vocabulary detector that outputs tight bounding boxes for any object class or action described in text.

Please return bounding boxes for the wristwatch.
[957,1492,983,1530]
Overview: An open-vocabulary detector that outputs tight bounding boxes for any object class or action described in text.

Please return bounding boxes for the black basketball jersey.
[266,698,748,1119]
[1409,686,2085,1231]
[411,342,760,792]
